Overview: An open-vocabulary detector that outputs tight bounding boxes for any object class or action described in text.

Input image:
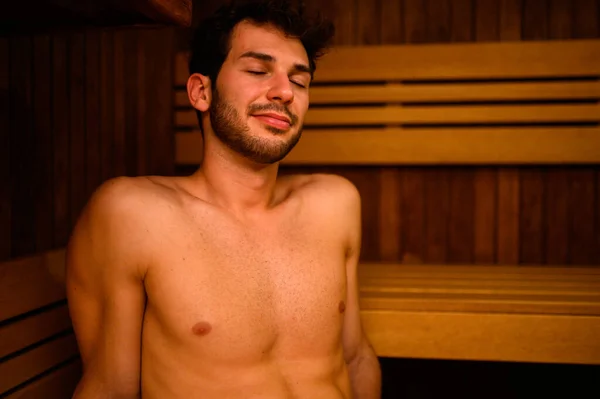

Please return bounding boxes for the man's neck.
[189,140,281,219]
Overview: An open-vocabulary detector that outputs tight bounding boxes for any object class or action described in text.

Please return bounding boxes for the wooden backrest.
[174,39,600,165]
[0,250,81,398]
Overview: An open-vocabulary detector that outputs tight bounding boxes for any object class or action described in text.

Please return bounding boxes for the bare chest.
[144,219,348,362]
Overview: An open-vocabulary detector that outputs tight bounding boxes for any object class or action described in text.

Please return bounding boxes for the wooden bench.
[173,39,600,365]
[0,250,81,398]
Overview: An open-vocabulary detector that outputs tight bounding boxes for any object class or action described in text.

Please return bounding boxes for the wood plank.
[474,169,497,263]
[424,168,449,262]
[316,40,600,81]
[0,250,66,322]
[10,35,35,257]
[5,359,81,399]
[332,0,356,45]
[123,29,139,176]
[378,169,402,261]
[545,169,570,264]
[499,0,522,40]
[0,304,71,359]
[401,169,425,264]
[69,32,86,231]
[0,37,10,260]
[569,169,597,264]
[448,169,475,263]
[0,333,79,395]
[113,29,126,178]
[522,0,548,40]
[549,0,573,39]
[85,29,102,195]
[177,127,600,165]
[361,310,600,364]
[476,0,500,41]
[520,168,545,264]
[404,0,427,43]
[176,104,600,127]
[497,168,520,264]
[147,28,175,176]
[451,0,475,42]
[33,35,53,254]
[52,33,70,248]
[573,0,599,38]
[380,0,403,44]
[137,29,148,175]
[100,30,115,181]
[426,0,451,42]
[356,0,380,45]
[358,263,600,278]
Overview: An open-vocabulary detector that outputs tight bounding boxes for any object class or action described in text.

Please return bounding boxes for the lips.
[252,113,292,130]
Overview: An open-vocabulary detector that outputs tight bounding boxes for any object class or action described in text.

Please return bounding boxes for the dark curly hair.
[188,0,335,86]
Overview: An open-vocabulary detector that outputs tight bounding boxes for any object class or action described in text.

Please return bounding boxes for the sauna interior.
[1,0,600,398]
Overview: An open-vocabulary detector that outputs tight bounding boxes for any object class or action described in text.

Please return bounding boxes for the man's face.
[208,21,311,164]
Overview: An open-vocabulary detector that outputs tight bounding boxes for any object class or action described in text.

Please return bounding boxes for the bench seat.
[358,264,600,365]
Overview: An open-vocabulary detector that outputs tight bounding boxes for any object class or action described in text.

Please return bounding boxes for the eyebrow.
[239,51,312,75]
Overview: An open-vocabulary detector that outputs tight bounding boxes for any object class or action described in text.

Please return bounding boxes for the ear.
[187,73,212,112]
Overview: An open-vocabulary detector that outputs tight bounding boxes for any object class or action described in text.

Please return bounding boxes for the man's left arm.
[340,180,382,399]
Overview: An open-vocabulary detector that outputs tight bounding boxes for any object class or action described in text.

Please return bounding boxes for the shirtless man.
[66,1,381,398]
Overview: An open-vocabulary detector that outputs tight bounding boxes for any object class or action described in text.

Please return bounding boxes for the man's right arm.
[66,178,148,398]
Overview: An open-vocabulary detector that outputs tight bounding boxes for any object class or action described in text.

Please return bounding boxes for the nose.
[266,72,294,105]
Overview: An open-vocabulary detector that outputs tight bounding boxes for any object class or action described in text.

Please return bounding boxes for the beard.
[209,88,303,164]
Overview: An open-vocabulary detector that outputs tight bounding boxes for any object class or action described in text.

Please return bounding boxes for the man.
[66,0,381,398]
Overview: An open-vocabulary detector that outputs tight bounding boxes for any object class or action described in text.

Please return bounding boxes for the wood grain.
[0,333,79,395]
[52,33,70,248]
[10,35,35,257]
[569,169,597,265]
[33,35,54,254]
[85,29,102,195]
[69,32,87,231]
[0,250,66,322]
[4,359,81,399]
[0,38,9,260]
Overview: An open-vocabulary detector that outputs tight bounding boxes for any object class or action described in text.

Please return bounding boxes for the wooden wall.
[0,26,175,262]
[192,0,600,266]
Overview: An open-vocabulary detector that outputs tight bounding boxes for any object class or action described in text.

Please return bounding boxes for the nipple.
[338,301,346,314]
[192,321,212,336]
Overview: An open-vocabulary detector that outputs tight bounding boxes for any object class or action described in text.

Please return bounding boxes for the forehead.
[227,20,308,64]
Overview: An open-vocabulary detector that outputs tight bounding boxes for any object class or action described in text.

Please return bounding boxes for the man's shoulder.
[292,173,360,202]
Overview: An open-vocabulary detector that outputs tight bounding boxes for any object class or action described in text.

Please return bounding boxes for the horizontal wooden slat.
[175,127,600,165]
[362,310,600,364]
[174,81,600,107]
[5,359,81,399]
[175,104,600,127]
[0,304,72,359]
[307,81,600,104]
[0,250,67,322]
[0,333,79,395]
[312,40,600,82]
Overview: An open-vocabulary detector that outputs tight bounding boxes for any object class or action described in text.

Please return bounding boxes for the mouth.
[252,113,292,130]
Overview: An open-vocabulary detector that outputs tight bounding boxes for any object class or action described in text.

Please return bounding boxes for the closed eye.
[291,80,307,88]
[247,70,266,75]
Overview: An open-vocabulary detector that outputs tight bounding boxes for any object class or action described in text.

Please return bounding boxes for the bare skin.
[66,20,380,399]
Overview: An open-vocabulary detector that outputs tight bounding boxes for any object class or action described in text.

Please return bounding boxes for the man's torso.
[135,174,353,398]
